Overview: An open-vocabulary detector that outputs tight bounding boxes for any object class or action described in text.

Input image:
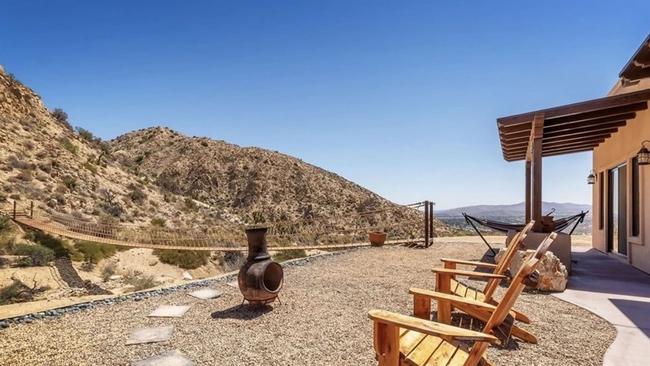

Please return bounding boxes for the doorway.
[608,164,627,256]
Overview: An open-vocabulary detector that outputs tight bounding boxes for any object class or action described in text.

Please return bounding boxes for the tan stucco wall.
[592,78,650,273]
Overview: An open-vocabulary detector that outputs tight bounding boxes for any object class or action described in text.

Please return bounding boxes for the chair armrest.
[368,309,498,342]
[440,258,498,269]
[432,268,507,279]
[409,288,497,310]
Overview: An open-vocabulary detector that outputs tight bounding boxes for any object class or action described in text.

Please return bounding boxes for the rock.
[535,251,568,292]
[497,248,568,292]
[182,271,193,280]
[108,275,122,281]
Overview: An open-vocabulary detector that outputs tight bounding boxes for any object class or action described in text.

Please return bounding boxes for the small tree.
[51,108,71,130]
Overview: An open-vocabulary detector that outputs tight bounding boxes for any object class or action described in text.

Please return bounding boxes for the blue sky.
[1,1,649,209]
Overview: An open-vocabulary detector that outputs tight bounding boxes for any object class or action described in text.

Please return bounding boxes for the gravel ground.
[0,242,615,366]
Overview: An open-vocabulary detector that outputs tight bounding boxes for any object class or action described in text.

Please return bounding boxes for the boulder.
[495,248,568,292]
[182,271,193,280]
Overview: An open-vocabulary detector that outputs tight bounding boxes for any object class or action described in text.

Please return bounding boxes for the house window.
[599,171,604,230]
[632,157,640,237]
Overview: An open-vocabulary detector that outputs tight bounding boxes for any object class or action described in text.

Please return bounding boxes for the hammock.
[462,211,588,256]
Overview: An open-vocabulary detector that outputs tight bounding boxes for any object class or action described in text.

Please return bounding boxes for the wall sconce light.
[636,140,650,166]
[587,170,596,185]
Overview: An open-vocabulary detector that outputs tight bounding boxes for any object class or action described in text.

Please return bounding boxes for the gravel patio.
[0,241,615,365]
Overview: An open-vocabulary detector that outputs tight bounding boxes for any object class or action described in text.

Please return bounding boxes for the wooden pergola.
[497,88,650,227]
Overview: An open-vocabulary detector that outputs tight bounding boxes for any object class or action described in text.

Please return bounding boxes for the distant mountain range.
[437,202,591,218]
[436,202,592,235]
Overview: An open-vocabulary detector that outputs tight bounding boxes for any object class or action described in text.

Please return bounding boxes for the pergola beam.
[497,89,650,127]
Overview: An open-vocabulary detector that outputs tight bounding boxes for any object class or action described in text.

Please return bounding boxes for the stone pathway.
[127,286,228,364]
[553,247,650,366]
[126,326,174,345]
[187,288,222,300]
[148,305,191,318]
[131,350,193,366]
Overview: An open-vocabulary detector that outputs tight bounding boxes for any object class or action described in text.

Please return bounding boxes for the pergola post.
[528,113,545,230]
[525,160,531,223]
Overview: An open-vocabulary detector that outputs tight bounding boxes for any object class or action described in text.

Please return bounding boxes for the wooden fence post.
[428,201,434,247]
[424,200,430,247]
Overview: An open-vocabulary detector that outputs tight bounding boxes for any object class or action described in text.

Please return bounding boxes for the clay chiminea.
[238,226,284,305]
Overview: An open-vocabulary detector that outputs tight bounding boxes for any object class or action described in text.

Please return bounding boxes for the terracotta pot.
[369,231,387,246]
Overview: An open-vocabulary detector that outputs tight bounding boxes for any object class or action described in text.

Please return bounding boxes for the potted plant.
[368,230,387,246]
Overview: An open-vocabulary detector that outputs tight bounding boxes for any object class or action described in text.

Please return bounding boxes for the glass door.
[608,164,627,256]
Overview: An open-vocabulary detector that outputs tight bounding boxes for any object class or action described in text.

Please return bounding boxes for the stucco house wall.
[592,78,650,273]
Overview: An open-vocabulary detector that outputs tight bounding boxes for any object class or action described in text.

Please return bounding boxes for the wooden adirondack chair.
[414,232,558,345]
[368,232,557,366]
[437,221,534,324]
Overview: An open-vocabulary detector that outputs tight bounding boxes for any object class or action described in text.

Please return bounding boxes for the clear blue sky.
[2,1,649,209]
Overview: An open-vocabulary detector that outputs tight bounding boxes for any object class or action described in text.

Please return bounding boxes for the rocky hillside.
[0,65,447,237]
[0,67,216,228]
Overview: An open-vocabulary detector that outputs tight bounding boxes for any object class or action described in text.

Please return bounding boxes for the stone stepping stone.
[226,280,239,288]
[126,326,174,345]
[148,305,191,318]
[188,288,223,300]
[131,350,193,366]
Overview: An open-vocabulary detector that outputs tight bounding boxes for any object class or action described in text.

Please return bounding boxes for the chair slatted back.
[482,220,534,297]
[484,232,557,330]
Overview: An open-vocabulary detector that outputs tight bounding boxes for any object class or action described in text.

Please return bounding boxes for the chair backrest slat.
[483,232,557,331]
[482,221,535,297]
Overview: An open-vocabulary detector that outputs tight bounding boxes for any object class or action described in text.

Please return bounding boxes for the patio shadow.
[567,249,650,298]
[609,298,650,338]
[211,304,274,320]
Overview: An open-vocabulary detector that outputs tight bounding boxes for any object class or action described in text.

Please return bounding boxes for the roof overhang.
[497,89,650,161]
[620,34,650,82]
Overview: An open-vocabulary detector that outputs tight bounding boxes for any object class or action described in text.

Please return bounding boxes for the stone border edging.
[0,246,366,329]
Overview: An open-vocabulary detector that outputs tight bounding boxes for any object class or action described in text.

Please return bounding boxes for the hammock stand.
[462,211,588,256]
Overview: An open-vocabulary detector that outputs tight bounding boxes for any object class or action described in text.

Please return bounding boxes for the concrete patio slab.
[131,350,193,366]
[187,288,222,300]
[553,247,650,366]
[148,305,191,318]
[126,326,174,345]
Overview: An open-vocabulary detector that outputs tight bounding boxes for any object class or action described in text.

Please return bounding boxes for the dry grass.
[0,242,614,365]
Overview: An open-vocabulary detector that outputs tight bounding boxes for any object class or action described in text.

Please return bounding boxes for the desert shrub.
[101,262,118,282]
[124,272,157,291]
[51,108,71,130]
[219,251,245,271]
[0,215,10,233]
[153,249,209,269]
[62,175,77,190]
[16,169,33,182]
[75,127,96,142]
[128,184,146,203]
[0,279,50,305]
[12,243,55,266]
[8,156,31,170]
[60,138,78,155]
[75,241,117,264]
[83,162,98,175]
[184,197,198,211]
[26,231,70,258]
[150,217,166,227]
[272,249,307,262]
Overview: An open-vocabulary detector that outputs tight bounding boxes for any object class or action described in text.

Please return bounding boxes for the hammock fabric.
[462,211,588,256]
